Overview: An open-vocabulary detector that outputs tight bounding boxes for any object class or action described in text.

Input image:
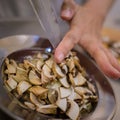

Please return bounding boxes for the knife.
[29,0,69,49]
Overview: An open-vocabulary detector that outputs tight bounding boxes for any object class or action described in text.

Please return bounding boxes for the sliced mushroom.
[48,89,58,104]
[24,60,35,69]
[30,92,41,107]
[59,62,68,74]
[46,81,61,91]
[66,58,75,72]
[17,81,31,95]
[73,56,83,71]
[75,87,93,96]
[59,87,72,98]
[66,100,80,120]
[3,51,98,119]
[13,67,28,82]
[69,73,75,86]
[74,72,86,86]
[53,63,65,78]
[67,87,75,100]
[42,64,54,80]
[59,76,70,88]
[87,81,96,93]
[24,101,36,110]
[5,58,18,74]
[37,104,57,114]
[28,70,41,85]
[56,98,67,112]
[40,71,50,84]
[36,60,44,71]
[6,77,17,90]
[29,86,48,96]
[45,57,54,69]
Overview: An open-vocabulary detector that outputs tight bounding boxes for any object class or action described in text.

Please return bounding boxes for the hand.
[54,0,120,79]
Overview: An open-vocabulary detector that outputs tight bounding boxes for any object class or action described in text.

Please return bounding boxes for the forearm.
[85,0,115,18]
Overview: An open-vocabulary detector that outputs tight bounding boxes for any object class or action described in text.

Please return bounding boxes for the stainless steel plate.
[0,36,116,120]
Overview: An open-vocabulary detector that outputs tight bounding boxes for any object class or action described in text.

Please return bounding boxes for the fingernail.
[57,52,64,63]
[62,9,72,17]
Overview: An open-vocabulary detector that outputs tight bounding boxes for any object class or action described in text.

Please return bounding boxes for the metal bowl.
[0,45,116,120]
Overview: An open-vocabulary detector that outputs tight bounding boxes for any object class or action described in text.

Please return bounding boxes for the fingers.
[86,41,120,79]
[102,46,120,72]
[54,28,80,63]
[61,0,78,21]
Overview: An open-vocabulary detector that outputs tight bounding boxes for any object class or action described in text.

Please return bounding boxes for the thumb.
[61,0,78,21]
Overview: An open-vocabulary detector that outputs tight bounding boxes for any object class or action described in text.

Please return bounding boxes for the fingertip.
[54,50,64,63]
[61,9,74,20]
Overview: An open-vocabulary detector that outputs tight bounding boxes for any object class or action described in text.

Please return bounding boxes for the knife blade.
[29,0,69,49]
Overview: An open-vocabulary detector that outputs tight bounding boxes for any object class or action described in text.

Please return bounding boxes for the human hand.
[54,0,120,79]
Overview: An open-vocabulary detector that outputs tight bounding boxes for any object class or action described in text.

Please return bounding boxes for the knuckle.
[66,33,78,44]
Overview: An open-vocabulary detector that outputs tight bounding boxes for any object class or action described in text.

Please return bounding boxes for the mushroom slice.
[28,70,41,85]
[59,87,72,98]
[36,60,44,71]
[66,100,80,120]
[13,67,28,82]
[24,101,36,110]
[67,87,74,100]
[17,81,31,95]
[59,76,70,88]
[69,73,75,86]
[5,58,18,74]
[60,62,68,74]
[75,87,93,96]
[56,98,67,112]
[45,57,54,69]
[42,64,54,80]
[37,104,57,114]
[74,72,86,86]
[73,56,82,71]
[48,89,58,104]
[53,63,65,78]
[87,81,96,93]
[29,86,48,96]
[6,77,17,90]
[66,58,75,72]
[41,71,50,84]
[24,60,35,69]
[30,92,41,106]
[46,81,61,91]
[74,92,82,100]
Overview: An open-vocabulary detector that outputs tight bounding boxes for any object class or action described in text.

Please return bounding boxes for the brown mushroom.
[66,99,80,120]
[59,76,70,88]
[28,70,42,85]
[24,101,36,110]
[56,98,67,112]
[6,77,17,90]
[29,86,48,96]
[17,81,31,95]
[37,104,57,114]
[52,63,65,78]
[59,87,72,98]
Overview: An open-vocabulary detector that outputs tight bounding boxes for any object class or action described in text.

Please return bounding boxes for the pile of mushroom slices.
[3,51,98,120]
